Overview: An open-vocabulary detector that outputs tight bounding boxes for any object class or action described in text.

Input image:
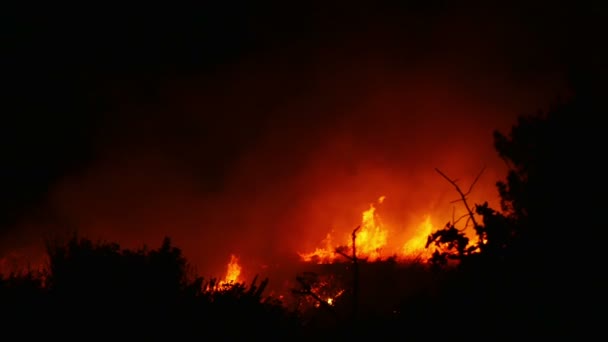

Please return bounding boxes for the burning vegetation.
[298,195,439,264]
[218,254,242,287]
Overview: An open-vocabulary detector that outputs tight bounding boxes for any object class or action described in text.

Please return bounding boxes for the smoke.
[2,2,570,283]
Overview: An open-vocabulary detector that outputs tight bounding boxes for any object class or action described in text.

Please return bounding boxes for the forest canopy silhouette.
[1,81,602,338]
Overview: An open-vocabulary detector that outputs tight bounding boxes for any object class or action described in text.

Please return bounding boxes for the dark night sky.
[2,1,606,277]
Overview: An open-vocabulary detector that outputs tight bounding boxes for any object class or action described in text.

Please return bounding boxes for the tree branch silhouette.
[435,167,485,237]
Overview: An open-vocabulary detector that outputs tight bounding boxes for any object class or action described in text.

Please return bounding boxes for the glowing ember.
[309,280,346,308]
[218,254,242,286]
[326,289,345,306]
[299,196,438,263]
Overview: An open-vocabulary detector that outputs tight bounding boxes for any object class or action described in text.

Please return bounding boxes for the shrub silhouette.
[1,234,297,339]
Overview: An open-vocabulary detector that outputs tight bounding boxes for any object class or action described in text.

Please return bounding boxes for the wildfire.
[218,254,242,286]
[402,216,435,259]
[351,195,388,260]
[299,195,438,263]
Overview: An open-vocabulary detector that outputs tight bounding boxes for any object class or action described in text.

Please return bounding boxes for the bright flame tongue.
[347,196,388,260]
[219,254,242,286]
[299,195,436,263]
[217,196,437,290]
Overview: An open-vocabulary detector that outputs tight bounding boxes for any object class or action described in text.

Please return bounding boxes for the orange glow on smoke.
[298,196,439,263]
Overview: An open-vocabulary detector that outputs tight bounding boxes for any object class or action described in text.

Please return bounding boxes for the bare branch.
[464,216,472,230]
[435,168,481,234]
[335,249,353,261]
[465,165,486,196]
[350,225,360,323]
[293,277,336,314]
[453,213,470,226]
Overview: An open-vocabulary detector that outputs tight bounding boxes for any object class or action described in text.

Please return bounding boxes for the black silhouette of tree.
[427,77,603,265]
[422,74,606,335]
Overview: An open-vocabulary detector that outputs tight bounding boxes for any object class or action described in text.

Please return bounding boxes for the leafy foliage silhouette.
[420,84,604,336]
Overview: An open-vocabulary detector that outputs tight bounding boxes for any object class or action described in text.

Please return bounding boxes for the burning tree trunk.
[336,225,361,323]
[351,225,360,322]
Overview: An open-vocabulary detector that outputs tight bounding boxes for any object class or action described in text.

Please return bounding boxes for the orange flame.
[218,254,242,286]
[349,196,388,260]
[299,195,438,263]
[402,215,434,259]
